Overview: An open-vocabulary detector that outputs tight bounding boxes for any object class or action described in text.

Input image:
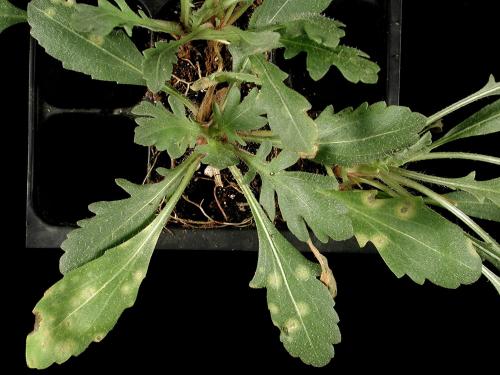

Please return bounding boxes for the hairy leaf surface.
[249,55,318,154]
[315,103,427,166]
[0,0,26,33]
[133,97,200,159]
[250,0,333,27]
[232,167,340,367]
[334,191,482,288]
[28,0,144,85]
[60,160,192,273]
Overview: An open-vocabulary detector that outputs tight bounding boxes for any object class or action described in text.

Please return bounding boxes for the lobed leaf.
[232,167,341,367]
[133,97,200,159]
[198,139,239,170]
[71,0,138,37]
[27,210,167,369]
[249,55,318,155]
[71,0,182,37]
[244,152,353,243]
[436,99,500,147]
[280,13,345,49]
[413,172,500,207]
[142,40,181,93]
[28,0,144,85]
[0,0,26,33]
[60,160,192,274]
[281,35,379,82]
[250,0,333,28]
[315,103,427,166]
[333,191,482,288]
[214,86,267,144]
[445,191,500,222]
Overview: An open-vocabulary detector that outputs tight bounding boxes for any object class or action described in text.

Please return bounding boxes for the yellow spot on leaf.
[361,191,385,209]
[297,302,310,317]
[267,272,282,289]
[45,7,56,17]
[395,200,416,220]
[283,318,300,335]
[295,265,310,281]
[89,34,105,46]
[268,303,280,315]
[371,234,389,250]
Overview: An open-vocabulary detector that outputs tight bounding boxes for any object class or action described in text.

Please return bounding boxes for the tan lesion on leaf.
[295,265,311,281]
[371,233,389,250]
[395,200,417,220]
[361,191,385,209]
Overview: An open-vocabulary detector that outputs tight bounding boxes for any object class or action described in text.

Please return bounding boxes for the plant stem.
[324,165,335,177]
[408,152,500,166]
[387,170,500,252]
[357,178,398,198]
[378,174,413,197]
[391,168,470,192]
[227,1,253,26]
[238,130,282,147]
[180,0,192,30]
[426,77,500,126]
[158,152,202,224]
[222,3,237,26]
[140,19,184,35]
[162,84,199,115]
[481,265,500,295]
[467,235,500,269]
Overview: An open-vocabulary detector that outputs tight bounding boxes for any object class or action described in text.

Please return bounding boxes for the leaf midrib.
[447,112,500,139]
[256,58,312,151]
[348,202,476,271]
[31,3,142,75]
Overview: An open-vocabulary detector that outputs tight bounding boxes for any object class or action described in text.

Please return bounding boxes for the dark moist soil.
[143,2,328,229]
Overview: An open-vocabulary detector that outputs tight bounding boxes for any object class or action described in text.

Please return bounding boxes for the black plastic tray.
[25,0,402,250]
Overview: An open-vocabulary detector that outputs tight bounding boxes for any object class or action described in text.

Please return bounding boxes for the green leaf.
[334,191,482,288]
[280,14,345,49]
[244,152,353,242]
[28,0,144,85]
[435,99,500,147]
[26,158,200,369]
[426,75,500,126]
[142,40,181,93]
[415,172,500,207]
[249,55,318,155]
[315,103,427,166]
[27,211,166,369]
[281,36,379,82]
[133,97,200,159]
[71,0,182,37]
[214,86,267,144]
[198,139,239,170]
[71,0,138,37]
[59,161,191,274]
[445,191,500,222]
[385,132,433,167]
[231,166,340,368]
[470,238,500,271]
[191,71,262,91]
[250,0,333,27]
[0,0,26,33]
[26,156,199,369]
[197,26,281,69]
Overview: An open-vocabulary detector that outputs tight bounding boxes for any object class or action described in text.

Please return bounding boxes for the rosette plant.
[3,0,499,369]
